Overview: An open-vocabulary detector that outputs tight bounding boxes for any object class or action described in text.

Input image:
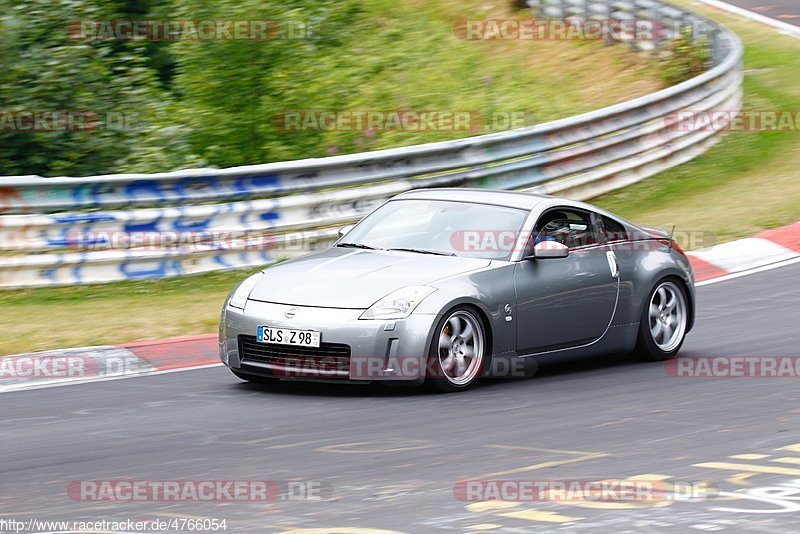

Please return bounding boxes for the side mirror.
[337,224,354,239]
[529,240,569,259]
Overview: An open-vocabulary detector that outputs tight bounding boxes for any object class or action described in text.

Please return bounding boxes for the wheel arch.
[640,273,695,333]
[433,299,495,359]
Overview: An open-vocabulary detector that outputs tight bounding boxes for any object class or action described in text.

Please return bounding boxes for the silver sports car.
[219,188,694,392]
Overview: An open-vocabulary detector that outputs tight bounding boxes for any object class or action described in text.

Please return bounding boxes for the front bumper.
[219,299,440,383]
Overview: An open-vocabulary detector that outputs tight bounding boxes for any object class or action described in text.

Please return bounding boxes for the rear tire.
[231,369,279,384]
[425,307,487,393]
[632,279,688,362]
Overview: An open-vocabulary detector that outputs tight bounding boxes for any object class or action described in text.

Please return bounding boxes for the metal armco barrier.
[0,0,743,288]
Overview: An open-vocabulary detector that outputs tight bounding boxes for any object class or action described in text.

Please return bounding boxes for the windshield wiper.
[336,242,380,250]
[387,247,456,256]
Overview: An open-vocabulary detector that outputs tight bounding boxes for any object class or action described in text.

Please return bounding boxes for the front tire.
[425,307,487,393]
[632,279,689,362]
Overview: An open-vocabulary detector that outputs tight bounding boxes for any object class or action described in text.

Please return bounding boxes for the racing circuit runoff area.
[1,260,799,532]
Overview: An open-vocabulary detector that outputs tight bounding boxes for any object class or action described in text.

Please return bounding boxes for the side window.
[533,208,598,250]
[601,215,628,242]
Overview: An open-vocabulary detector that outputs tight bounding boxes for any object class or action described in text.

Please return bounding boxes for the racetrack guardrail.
[0,0,743,287]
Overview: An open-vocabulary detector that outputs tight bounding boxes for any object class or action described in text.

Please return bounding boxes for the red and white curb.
[2,222,799,393]
[687,222,800,284]
[0,334,219,393]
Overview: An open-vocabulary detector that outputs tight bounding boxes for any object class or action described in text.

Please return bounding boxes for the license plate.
[257,325,320,348]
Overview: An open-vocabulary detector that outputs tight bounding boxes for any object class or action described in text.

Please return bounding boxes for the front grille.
[238,335,351,378]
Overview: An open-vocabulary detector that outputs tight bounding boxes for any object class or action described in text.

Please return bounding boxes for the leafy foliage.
[0,0,666,177]
[0,0,195,176]
[658,30,711,85]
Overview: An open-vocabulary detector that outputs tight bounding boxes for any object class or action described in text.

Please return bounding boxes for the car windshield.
[339,199,529,260]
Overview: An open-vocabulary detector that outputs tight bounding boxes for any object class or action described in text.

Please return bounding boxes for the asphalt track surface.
[1,261,800,533]
[722,0,800,27]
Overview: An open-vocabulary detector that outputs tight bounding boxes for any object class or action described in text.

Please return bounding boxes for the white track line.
[694,0,800,38]
[696,255,800,286]
[0,362,223,394]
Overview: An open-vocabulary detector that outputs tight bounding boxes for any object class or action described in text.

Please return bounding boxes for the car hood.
[248,247,491,308]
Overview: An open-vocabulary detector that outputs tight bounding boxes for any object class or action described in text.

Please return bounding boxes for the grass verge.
[592,0,800,243]
[0,269,256,355]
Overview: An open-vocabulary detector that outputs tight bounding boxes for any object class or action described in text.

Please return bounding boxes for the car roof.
[392,188,641,230]
[394,187,613,213]
[394,188,550,210]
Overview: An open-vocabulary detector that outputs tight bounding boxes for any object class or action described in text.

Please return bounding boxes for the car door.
[513,207,620,354]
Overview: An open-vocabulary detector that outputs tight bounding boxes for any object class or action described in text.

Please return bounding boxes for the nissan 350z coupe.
[219,188,695,392]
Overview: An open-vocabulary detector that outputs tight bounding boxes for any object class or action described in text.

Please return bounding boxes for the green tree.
[0,0,195,177]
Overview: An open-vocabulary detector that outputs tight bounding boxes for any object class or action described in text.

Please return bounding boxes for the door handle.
[606,251,619,279]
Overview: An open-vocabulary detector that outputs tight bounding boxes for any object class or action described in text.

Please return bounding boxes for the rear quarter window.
[602,215,628,242]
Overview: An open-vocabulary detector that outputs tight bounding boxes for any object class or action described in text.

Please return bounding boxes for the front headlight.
[359,285,437,320]
[228,271,264,310]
